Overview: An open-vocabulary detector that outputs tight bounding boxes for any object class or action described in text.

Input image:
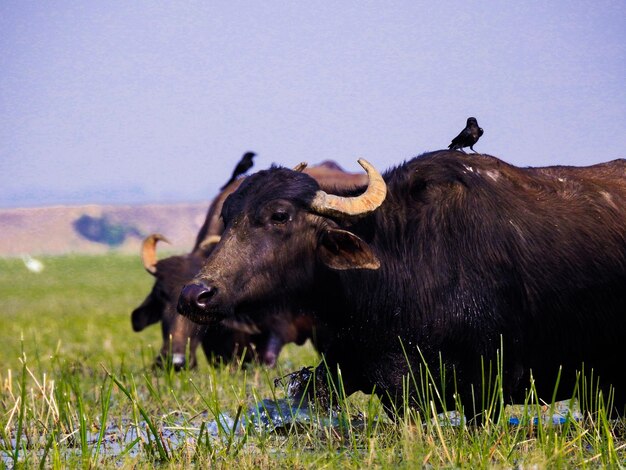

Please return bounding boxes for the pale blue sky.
[1,1,625,207]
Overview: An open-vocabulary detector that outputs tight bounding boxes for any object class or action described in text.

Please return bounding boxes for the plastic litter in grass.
[505,399,583,426]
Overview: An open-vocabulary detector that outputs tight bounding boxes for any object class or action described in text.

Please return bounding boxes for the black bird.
[220,152,256,190]
[448,117,484,153]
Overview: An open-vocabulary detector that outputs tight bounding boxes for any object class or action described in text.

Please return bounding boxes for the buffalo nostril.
[179,282,217,312]
[196,286,216,306]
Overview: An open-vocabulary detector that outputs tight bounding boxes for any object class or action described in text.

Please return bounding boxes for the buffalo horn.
[198,235,221,250]
[310,158,386,218]
[141,233,170,274]
[293,162,308,172]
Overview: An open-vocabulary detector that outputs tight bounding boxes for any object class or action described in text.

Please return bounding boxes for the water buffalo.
[131,161,367,369]
[178,150,626,415]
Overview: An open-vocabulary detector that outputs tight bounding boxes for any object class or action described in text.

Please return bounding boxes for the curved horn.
[293,162,308,172]
[198,235,221,251]
[309,159,386,218]
[141,233,170,274]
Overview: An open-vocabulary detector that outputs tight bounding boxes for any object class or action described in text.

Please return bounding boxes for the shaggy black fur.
[180,150,626,415]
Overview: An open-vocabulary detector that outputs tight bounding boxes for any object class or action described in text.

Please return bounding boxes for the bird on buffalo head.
[220,151,256,190]
[448,117,484,153]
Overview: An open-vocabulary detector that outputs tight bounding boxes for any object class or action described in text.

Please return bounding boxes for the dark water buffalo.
[178,150,626,415]
[131,161,367,369]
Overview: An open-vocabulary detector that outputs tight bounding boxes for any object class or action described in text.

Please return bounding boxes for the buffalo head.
[177,159,385,326]
[131,234,221,370]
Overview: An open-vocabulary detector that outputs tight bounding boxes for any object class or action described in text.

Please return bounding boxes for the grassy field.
[0,254,624,468]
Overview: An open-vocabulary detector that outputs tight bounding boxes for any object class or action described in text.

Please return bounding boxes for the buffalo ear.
[131,296,163,331]
[318,228,380,270]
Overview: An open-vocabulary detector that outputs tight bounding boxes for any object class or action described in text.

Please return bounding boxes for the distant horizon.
[4,146,626,209]
[0,186,212,209]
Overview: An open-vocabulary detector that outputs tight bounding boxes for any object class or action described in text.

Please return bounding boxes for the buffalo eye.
[257,200,295,227]
[271,210,290,224]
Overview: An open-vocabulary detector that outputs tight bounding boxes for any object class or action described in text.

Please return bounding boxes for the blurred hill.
[0,203,209,257]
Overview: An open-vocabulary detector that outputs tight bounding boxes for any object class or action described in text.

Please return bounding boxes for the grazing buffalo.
[178,150,626,415]
[131,161,367,370]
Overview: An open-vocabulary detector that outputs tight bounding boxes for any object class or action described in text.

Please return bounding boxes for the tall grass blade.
[101,365,170,461]
[12,344,28,466]
[90,375,114,464]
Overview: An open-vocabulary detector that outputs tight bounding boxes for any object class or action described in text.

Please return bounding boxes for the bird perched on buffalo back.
[221,152,256,190]
[448,117,484,153]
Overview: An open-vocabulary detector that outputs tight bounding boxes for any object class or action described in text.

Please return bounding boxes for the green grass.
[0,254,624,468]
